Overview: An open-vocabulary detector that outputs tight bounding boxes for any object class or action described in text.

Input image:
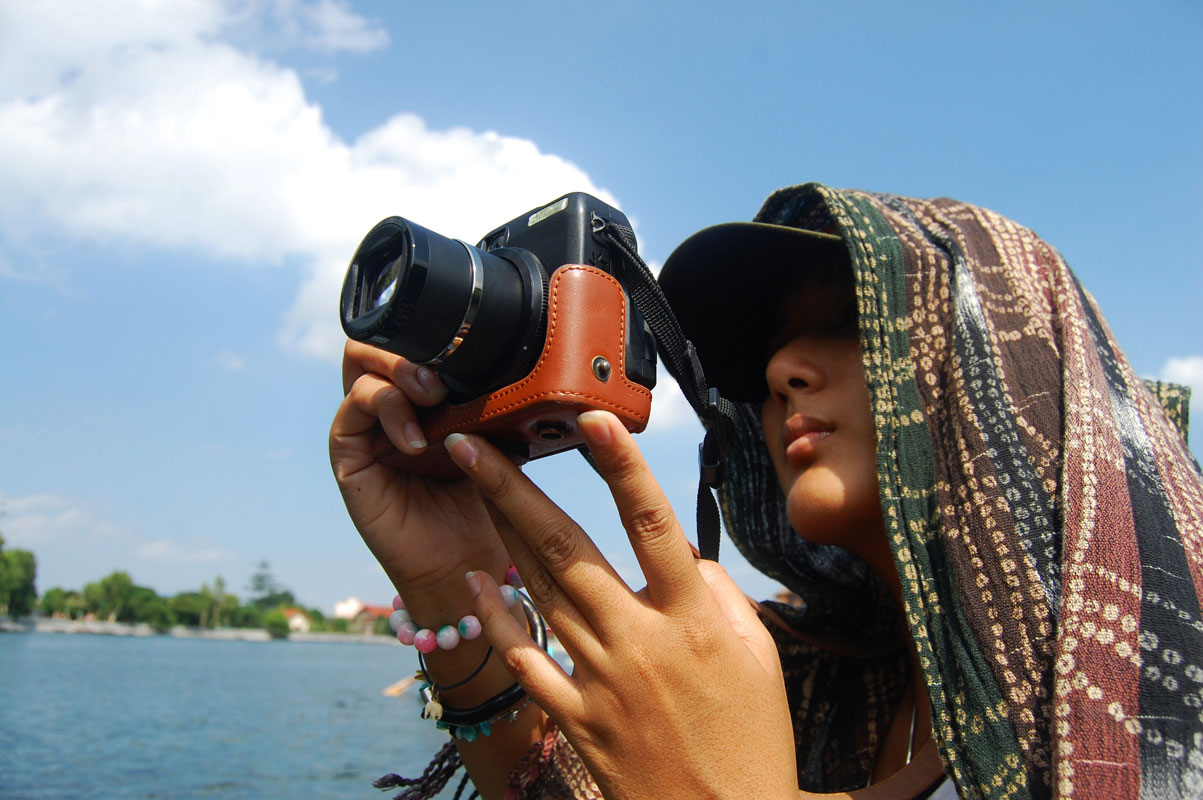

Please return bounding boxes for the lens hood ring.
[424,240,485,367]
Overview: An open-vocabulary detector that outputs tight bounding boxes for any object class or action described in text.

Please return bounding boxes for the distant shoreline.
[0,615,400,645]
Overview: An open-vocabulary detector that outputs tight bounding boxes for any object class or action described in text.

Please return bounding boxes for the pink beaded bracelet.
[389,588,517,653]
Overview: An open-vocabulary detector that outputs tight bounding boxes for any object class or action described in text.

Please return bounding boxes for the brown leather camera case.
[381,265,654,477]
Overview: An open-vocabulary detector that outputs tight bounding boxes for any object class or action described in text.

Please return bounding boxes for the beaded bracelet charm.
[428,691,535,742]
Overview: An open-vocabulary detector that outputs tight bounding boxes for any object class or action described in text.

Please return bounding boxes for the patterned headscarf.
[717,184,1201,799]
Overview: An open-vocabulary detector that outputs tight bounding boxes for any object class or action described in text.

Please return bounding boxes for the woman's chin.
[784,471,884,551]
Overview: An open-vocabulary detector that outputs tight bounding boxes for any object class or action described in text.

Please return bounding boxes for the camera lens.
[364,258,401,311]
[341,216,545,399]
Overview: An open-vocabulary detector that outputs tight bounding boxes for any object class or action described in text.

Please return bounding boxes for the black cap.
[658,222,850,402]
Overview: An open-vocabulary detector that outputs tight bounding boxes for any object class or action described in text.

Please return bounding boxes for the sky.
[1,0,1200,616]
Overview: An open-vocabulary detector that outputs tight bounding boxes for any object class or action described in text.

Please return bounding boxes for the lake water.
[0,633,456,799]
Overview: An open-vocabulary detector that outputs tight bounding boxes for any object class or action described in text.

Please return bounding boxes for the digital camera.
[341,193,657,475]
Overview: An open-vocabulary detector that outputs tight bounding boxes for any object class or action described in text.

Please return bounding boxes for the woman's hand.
[330,340,506,596]
[331,341,557,800]
[447,410,798,800]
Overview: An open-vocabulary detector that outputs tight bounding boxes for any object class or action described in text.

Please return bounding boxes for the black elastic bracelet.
[418,646,494,692]
[428,680,529,727]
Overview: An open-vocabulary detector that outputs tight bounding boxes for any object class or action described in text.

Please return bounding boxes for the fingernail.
[577,410,612,446]
[416,366,446,398]
[505,564,524,589]
[404,421,427,451]
[465,571,482,598]
[444,433,478,468]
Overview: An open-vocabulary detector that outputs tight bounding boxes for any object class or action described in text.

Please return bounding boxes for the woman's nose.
[765,341,826,403]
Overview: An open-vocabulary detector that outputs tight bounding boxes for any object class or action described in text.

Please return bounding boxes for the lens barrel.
[341,217,545,399]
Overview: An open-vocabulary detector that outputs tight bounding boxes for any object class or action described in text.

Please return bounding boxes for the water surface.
[0,633,451,799]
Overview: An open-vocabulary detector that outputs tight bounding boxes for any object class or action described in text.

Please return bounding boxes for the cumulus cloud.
[0,0,616,363]
[273,0,390,52]
[646,369,702,432]
[0,492,236,586]
[1160,354,1203,417]
[136,538,235,565]
[0,494,129,546]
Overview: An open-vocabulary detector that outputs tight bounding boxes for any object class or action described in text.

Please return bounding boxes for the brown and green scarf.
[721,184,1201,799]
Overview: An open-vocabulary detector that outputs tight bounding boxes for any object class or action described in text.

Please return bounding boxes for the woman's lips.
[783,415,836,464]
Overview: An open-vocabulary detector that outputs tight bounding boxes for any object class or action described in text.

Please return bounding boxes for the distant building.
[333,597,365,619]
[333,596,392,633]
[282,607,312,633]
[353,604,392,634]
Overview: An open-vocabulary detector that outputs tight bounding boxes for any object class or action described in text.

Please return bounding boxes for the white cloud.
[1161,355,1203,388]
[646,369,702,432]
[274,0,390,53]
[135,538,235,565]
[1160,354,1203,417]
[0,493,234,574]
[0,494,129,546]
[0,0,617,364]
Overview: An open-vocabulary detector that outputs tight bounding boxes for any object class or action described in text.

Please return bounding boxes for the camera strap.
[592,218,739,563]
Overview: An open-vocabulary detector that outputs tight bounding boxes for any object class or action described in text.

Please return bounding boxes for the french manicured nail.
[577,410,612,446]
[415,366,446,398]
[404,421,427,451]
[465,571,482,598]
[444,433,479,468]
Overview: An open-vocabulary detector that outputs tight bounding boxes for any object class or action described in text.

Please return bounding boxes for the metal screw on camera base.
[591,356,612,382]
[534,420,572,441]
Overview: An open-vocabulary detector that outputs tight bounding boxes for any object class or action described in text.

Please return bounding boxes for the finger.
[576,410,706,610]
[466,570,582,723]
[341,339,447,405]
[482,500,611,663]
[445,432,633,639]
[336,372,429,457]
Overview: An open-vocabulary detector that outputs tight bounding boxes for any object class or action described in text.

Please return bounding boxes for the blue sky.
[1,0,1199,615]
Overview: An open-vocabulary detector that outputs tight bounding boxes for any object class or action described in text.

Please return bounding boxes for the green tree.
[196,581,215,627]
[247,560,295,611]
[307,607,328,632]
[39,587,70,617]
[168,591,206,627]
[263,609,290,639]
[125,585,174,628]
[232,604,264,629]
[219,594,239,627]
[82,571,134,621]
[189,576,242,628]
[63,590,86,619]
[0,532,37,617]
[210,575,229,627]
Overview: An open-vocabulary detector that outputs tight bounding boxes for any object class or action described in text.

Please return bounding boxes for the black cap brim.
[658,222,849,402]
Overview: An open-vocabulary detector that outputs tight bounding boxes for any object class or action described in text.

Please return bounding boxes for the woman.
[331,183,1201,799]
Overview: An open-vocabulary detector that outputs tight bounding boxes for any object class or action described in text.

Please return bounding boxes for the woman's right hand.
[331,341,550,800]
[329,339,507,606]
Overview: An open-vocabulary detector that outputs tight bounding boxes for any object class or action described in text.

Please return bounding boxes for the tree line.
[0,536,376,638]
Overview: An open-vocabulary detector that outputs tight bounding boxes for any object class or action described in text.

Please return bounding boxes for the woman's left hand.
[445,410,798,800]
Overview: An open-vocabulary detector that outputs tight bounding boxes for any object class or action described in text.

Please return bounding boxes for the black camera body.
[341,193,657,474]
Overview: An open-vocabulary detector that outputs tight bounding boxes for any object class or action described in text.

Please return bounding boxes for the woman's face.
[759,278,884,556]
